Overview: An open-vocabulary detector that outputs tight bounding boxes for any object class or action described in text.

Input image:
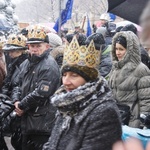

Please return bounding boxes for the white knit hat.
[47,33,62,48]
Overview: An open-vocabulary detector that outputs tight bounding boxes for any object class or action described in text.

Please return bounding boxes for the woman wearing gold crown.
[43,36,122,150]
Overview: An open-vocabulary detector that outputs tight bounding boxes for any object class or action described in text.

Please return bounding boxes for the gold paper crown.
[63,36,100,68]
[0,36,6,49]
[27,25,49,40]
[0,42,3,49]
[7,34,27,47]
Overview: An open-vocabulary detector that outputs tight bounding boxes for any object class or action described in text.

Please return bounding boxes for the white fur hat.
[47,33,62,48]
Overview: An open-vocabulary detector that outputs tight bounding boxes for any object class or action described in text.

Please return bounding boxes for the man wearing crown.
[11,25,60,150]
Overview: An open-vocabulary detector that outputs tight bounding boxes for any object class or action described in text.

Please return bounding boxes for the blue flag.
[53,0,73,32]
[86,16,92,37]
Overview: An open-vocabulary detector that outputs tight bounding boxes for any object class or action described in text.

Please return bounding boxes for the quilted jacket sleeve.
[136,63,150,114]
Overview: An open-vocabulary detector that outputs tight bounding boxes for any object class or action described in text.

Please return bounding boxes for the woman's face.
[115,43,127,61]
[62,71,86,92]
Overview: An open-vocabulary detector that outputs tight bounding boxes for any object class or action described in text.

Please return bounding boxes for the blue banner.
[109,13,116,21]
[53,0,73,32]
[86,16,92,37]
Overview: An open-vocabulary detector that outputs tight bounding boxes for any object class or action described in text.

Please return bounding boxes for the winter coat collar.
[3,54,28,85]
[28,49,50,63]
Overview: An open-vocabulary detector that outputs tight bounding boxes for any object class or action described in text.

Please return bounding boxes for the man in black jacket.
[12,25,60,150]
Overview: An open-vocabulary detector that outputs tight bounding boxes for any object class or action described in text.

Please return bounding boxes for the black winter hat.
[65,34,74,43]
[20,28,28,36]
[85,33,105,50]
[115,35,127,49]
[121,24,137,35]
[76,33,87,45]
[61,65,98,82]
[115,26,123,33]
[65,33,87,46]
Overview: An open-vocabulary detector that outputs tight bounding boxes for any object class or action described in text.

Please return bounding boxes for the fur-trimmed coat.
[109,31,150,128]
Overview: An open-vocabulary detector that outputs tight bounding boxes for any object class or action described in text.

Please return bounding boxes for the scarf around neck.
[51,76,109,116]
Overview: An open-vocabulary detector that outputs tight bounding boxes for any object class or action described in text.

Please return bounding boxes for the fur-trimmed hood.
[111,31,141,68]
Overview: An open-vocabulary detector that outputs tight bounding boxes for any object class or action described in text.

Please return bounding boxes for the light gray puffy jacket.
[109,31,150,128]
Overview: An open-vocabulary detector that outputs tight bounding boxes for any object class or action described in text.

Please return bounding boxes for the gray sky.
[12,0,24,4]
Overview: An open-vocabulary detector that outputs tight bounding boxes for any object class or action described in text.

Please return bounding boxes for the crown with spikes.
[7,34,27,47]
[0,36,6,49]
[27,25,50,43]
[63,36,100,68]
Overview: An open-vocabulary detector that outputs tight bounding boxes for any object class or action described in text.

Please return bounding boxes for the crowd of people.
[0,1,150,150]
